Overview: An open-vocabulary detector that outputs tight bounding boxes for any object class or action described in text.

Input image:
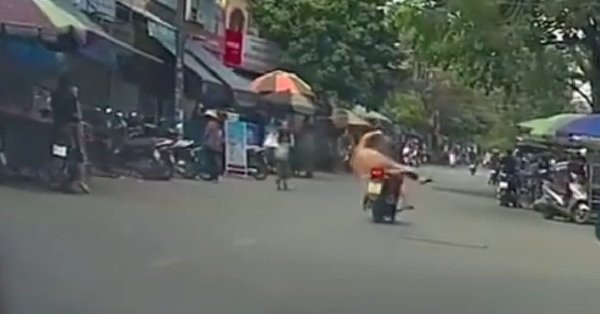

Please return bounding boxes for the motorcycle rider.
[564,150,587,204]
[499,148,519,194]
[351,129,427,211]
[50,74,89,193]
[467,147,478,174]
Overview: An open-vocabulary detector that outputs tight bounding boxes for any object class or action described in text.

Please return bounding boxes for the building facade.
[146,0,279,75]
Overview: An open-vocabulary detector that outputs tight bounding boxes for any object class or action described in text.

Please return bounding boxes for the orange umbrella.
[251,70,314,97]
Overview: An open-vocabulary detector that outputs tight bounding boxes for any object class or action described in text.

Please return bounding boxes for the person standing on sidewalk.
[50,74,89,193]
[202,109,223,182]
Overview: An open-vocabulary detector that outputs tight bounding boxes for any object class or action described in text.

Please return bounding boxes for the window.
[227,8,245,32]
[187,0,203,25]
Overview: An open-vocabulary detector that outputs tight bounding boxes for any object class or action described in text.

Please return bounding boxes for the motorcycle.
[38,142,81,192]
[247,147,269,180]
[535,174,592,224]
[171,139,203,179]
[363,168,402,223]
[362,168,424,223]
[497,172,520,207]
[488,169,499,185]
[99,109,175,180]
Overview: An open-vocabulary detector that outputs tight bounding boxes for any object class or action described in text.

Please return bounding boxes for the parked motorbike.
[171,139,202,179]
[95,108,175,180]
[534,174,591,224]
[497,172,520,207]
[247,147,269,180]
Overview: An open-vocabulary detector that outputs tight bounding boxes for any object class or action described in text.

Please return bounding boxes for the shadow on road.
[432,185,496,200]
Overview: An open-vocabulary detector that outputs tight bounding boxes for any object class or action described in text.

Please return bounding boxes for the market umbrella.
[251,70,315,97]
[364,110,391,123]
[347,110,371,127]
[527,113,584,137]
[557,114,600,138]
[262,91,316,115]
[331,108,371,128]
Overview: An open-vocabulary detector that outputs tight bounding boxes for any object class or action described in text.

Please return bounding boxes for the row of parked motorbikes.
[0,107,271,192]
[488,163,594,224]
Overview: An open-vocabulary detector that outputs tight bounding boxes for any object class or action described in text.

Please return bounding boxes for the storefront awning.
[147,19,256,106]
[37,0,161,64]
[185,39,254,95]
[147,20,222,87]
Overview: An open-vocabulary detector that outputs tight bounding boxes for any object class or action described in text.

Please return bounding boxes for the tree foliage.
[249,0,408,109]
[389,0,576,117]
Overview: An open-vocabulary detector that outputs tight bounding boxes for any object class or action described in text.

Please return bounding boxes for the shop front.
[0,0,161,173]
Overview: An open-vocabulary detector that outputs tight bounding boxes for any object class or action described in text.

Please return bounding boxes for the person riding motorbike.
[350,130,427,210]
[564,150,588,204]
[499,148,519,193]
[50,74,89,193]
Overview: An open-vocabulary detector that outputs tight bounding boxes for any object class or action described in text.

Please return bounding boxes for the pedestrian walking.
[274,120,294,190]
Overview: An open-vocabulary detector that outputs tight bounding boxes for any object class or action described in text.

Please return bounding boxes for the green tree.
[389,0,575,116]
[249,0,408,109]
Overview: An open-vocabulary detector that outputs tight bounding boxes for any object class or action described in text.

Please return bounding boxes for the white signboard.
[224,120,248,175]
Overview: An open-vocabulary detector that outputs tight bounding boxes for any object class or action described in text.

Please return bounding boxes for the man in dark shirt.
[499,148,519,192]
[50,74,89,193]
[500,149,518,174]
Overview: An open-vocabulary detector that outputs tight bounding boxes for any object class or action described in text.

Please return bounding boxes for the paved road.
[0,167,599,314]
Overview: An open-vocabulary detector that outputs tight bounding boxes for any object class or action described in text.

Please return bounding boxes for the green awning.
[34,0,161,63]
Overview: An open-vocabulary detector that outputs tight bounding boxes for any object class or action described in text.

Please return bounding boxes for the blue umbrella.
[557,114,600,138]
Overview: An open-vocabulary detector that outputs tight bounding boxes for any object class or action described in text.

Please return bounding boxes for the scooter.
[247,147,269,180]
[488,169,499,185]
[362,168,403,223]
[534,174,591,224]
[497,172,520,207]
[362,168,425,223]
[38,142,82,193]
[101,109,175,180]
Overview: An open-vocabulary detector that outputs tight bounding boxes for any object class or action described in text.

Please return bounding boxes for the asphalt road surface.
[0,167,599,314]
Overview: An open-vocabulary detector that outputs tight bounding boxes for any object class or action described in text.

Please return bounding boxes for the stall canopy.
[262,92,316,115]
[557,114,600,138]
[519,113,583,137]
[252,70,314,97]
[352,105,391,123]
[252,70,317,114]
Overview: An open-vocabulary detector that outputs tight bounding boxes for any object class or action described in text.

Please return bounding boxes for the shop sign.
[239,34,280,73]
[223,29,243,67]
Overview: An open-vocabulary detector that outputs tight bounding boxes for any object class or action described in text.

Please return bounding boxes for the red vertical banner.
[223,29,244,67]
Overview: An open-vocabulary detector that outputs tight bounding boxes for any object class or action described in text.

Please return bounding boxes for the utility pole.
[174,0,186,133]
